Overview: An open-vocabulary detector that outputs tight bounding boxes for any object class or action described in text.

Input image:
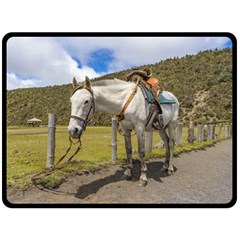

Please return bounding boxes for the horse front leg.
[137,127,148,187]
[122,130,133,180]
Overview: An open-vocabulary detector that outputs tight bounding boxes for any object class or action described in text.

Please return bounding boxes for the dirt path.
[7,140,233,205]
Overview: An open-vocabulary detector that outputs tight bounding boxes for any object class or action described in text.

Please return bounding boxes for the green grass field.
[6,125,229,192]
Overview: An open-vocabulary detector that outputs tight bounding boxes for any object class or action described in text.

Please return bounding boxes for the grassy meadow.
[6,125,228,192]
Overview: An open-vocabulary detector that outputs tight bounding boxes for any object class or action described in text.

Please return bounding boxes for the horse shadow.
[75,160,177,199]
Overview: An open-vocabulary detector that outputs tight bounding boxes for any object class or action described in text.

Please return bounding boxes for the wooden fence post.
[46,113,56,168]
[203,125,208,141]
[145,131,153,152]
[197,124,203,142]
[187,121,195,144]
[229,124,232,137]
[112,117,117,161]
[224,125,228,138]
[212,124,216,140]
[208,124,213,140]
[176,123,183,146]
[217,124,223,139]
[227,124,231,137]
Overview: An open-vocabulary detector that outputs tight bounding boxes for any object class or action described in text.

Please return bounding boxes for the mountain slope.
[6,48,233,126]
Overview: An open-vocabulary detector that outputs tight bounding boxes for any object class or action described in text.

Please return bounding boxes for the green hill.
[6,48,233,126]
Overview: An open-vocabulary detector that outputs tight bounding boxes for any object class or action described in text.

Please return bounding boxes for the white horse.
[68,76,179,186]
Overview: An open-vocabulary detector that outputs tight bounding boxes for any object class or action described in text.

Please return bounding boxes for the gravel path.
[7,140,233,205]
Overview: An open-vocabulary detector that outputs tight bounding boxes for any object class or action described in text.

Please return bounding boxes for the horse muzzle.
[68,126,83,139]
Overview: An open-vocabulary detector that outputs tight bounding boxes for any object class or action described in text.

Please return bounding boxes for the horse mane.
[91,78,132,87]
[72,78,133,95]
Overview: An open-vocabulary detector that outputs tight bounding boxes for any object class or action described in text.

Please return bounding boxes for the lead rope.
[55,137,82,166]
[31,137,82,195]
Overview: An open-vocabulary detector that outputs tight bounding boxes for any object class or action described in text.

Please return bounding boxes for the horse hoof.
[168,170,174,175]
[122,174,131,181]
[138,180,148,187]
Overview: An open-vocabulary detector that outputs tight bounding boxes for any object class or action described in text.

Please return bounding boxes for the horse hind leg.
[167,121,177,174]
[137,127,148,187]
[122,130,133,180]
[158,129,170,174]
[159,121,177,175]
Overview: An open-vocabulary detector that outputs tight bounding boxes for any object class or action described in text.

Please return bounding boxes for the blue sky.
[88,48,115,73]
[6,36,232,90]
[224,39,232,48]
[70,49,115,73]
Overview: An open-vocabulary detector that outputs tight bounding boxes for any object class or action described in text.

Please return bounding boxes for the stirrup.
[152,114,164,130]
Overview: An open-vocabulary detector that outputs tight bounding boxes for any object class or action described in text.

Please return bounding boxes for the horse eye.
[84,100,89,104]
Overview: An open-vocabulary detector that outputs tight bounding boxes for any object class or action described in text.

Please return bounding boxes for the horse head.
[68,76,95,139]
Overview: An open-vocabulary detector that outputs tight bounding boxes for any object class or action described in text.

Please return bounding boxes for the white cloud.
[6,36,231,89]
[7,37,100,89]
[107,37,231,71]
[7,73,39,89]
[57,36,230,72]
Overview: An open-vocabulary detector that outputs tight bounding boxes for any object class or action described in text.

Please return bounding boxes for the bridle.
[69,87,95,131]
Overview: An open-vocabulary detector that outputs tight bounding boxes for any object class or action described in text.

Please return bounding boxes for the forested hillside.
[7,48,233,126]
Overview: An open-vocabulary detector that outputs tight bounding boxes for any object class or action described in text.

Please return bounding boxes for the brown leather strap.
[140,78,152,92]
[140,78,160,101]
[117,79,140,121]
[70,115,89,123]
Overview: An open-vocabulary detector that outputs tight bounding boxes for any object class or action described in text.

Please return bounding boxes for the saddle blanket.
[139,84,176,104]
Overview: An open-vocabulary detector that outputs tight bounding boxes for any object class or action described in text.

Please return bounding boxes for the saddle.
[126,68,162,113]
[125,68,175,129]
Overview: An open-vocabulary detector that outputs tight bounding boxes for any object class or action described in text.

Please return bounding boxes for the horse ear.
[84,76,92,89]
[72,77,78,88]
